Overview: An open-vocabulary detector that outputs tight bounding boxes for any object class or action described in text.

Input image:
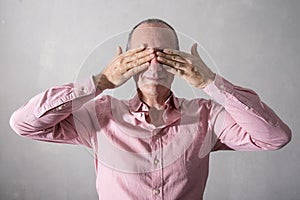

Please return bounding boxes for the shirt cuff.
[35,76,101,118]
[203,74,234,105]
[74,76,101,98]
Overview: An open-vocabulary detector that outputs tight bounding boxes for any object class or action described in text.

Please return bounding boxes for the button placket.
[153,136,161,167]
[151,135,163,199]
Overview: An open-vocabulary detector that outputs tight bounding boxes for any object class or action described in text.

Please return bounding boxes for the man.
[10,19,291,199]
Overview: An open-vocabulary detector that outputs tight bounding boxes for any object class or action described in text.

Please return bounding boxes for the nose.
[148,57,163,72]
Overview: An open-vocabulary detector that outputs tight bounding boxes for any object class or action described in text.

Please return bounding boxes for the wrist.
[93,74,110,92]
[206,72,216,85]
[196,73,216,89]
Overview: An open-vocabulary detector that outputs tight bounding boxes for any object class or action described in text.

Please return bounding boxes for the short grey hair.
[126,18,179,50]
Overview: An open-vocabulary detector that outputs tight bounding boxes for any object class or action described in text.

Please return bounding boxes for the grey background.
[1,0,299,199]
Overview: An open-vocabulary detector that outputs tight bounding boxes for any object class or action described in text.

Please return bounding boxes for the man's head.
[126,18,179,50]
[127,19,179,97]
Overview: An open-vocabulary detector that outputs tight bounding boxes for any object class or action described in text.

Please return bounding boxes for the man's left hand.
[156,43,216,89]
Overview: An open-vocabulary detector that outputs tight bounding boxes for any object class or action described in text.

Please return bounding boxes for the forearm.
[10,76,100,140]
[204,74,291,150]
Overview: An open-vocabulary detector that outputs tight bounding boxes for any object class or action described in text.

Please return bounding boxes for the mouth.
[144,77,162,81]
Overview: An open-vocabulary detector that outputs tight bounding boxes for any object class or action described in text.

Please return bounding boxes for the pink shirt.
[10,74,291,200]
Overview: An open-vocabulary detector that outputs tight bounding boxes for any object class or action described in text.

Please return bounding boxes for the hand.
[156,43,216,89]
[94,45,155,91]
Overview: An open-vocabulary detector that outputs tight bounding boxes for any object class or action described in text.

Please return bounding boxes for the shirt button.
[153,188,160,195]
[245,106,250,110]
[219,84,224,89]
[154,159,159,165]
[152,130,157,135]
[55,104,64,111]
[80,87,88,95]
[142,105,148,110]
[56,105,63,110]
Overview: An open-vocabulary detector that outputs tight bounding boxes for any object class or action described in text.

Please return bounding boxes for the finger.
[156,51,186,63]
[163,48,190,57]
[191,43,197,56]
[124,44,147,56]
[123,48,154,63]
[157,55,186,70]
[124,62,150,78]
[132,53,155,67]
[191,43,200,57]
[124,51,155,70]
[162,65,184,76]
[116,46,123,56]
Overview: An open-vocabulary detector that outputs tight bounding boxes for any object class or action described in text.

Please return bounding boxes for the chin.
[140,85,159,95]
[138,84,171,96]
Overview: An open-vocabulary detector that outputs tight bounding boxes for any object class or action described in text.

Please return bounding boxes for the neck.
[137,87,171,110]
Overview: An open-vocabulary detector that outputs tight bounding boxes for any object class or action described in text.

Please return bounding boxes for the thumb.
[116,46,123,56]
[191,43,200,57]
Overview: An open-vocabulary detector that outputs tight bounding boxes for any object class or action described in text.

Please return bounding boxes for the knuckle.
[128,63,133,68]
[118,57,124,65]
[159,58,166,63]
[116,60,122,66]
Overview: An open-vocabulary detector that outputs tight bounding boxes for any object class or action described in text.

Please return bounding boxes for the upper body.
[10,19,291,200]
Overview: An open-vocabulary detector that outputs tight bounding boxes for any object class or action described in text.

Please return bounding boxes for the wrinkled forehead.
[130,27,177,50]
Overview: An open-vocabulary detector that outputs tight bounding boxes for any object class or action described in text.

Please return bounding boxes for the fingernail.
[148,48,154,53]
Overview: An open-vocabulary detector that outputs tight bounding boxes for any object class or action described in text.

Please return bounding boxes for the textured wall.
[1,0,299,199]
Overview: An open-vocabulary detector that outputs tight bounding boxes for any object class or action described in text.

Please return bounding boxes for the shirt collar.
[129,91,180,112]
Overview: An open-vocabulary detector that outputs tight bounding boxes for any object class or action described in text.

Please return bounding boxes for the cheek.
[133,74,138,82]
[167,73,175,83]
[133,72,144,85]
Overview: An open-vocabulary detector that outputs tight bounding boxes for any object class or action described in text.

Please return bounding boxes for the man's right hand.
[93,45,155,91]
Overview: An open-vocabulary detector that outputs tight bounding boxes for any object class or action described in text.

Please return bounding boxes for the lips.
[144,75,166,82]
[145,77,161,81]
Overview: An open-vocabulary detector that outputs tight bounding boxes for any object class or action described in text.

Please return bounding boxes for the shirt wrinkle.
[129,91,180,113]
[9,74,291,200]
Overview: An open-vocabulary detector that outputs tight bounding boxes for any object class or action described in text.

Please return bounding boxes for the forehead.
[130,24,177,49]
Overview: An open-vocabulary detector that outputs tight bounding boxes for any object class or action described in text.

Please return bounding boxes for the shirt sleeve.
[203,74,292,151]
[9,76,103,148]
